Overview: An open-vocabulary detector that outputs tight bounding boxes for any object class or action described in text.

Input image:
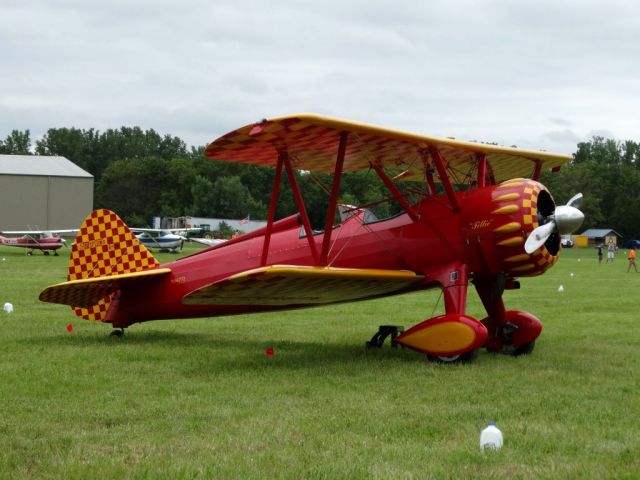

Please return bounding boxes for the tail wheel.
[109,328,124,338]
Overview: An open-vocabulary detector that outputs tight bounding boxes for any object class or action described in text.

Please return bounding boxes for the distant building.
[0,154,93,231]
[159,216,267,235]
[577,228,623,247]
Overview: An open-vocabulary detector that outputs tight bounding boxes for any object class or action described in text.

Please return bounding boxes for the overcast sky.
[1,0,638,155]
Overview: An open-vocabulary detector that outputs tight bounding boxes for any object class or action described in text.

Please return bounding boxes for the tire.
[511,340,535,356]
[427,348,479,364]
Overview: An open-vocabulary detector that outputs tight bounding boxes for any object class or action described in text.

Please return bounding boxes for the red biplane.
[1,229,76,255]
[39,114,584,362]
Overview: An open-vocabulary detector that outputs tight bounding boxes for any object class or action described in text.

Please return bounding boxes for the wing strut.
[371,162,419,221]
[532,161,542,181]
[428,146,461,212]
[420,152,438,195]
[477,153,487,188]
[320,132,348,265]
[283,152,319,264]
[260,154,284,266]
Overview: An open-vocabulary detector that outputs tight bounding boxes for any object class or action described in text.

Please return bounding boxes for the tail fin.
[67,209,160,321]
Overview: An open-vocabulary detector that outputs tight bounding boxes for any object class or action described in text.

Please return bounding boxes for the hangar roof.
[580,228,622,238]
[0,154,92,178]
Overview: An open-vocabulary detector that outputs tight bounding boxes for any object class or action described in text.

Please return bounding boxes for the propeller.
[524,193,585,254]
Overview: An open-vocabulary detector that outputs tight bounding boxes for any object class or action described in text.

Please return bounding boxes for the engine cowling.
[462,178,561,278]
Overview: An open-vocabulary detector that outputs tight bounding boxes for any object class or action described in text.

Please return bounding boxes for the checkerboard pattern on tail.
[67,209,160,321]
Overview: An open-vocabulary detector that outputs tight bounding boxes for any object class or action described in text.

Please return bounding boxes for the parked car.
[561,236,574,248]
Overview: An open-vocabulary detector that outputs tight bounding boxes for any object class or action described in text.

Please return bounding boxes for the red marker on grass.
[66,324,73,333]
[265,347,274,357]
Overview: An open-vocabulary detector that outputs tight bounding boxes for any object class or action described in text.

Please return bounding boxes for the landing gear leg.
[396,265,487,363]
[474,277,542,356]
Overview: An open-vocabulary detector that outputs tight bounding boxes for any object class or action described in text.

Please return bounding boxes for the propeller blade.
[525,222,556,254]
[524,191,585,254]
[566,193,583,208]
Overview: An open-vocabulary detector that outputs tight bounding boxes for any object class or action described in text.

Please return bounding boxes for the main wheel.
[511,340,536,356]
[427,348,479,364]
[109,329,124,338]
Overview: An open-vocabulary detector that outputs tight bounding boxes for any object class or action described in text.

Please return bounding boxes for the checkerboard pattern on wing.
[205,114,570,185]
[184,266,424,306]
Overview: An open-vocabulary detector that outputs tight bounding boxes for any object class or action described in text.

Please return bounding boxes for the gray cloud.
[1,0,638,154]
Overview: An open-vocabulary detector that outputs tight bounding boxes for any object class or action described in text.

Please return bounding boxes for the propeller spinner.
[524,193,585,254]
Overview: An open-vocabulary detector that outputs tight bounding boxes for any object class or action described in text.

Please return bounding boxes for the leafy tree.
[544,136,640,238]
[35,127,98,174]
[96,156,196,222]
[207,176,263,219]
[214,221,235,239]
[191,175,216,217]
[0,130,32,154]
[36,126,188,180]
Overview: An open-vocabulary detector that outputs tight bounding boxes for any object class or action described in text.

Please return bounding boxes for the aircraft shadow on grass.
[21,329,427,371]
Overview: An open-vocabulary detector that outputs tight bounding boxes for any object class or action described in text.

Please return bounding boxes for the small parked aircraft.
[0,229,77,255]
[40,113,584,362]
[130,228,192,252]
[190,237,227,247]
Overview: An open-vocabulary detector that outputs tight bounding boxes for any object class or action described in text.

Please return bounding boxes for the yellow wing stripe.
[183,265,424,306]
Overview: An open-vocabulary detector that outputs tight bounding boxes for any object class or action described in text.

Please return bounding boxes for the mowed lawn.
[0,244,638,479]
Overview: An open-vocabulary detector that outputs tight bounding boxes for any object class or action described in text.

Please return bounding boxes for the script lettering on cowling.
[469,219,493,230]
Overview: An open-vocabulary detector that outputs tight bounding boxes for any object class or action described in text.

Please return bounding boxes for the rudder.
[68,209,160,321]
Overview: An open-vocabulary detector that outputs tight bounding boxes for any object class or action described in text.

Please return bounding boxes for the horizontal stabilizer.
[183,265,424,306]
[39,268,172,308]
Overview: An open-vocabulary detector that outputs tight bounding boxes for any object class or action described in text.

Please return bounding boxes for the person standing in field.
[606,241,616,263]
[597,245,604,264]
[627,248,638,272]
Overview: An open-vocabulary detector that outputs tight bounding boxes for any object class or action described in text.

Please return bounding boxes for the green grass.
[0,244,638,479]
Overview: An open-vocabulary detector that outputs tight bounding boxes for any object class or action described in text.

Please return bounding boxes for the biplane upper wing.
[204,113,571,183]
[183,265,425,306]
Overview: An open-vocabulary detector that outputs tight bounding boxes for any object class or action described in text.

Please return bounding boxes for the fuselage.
[111,178,560,327]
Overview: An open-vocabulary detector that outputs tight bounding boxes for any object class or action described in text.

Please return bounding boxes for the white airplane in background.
[130,228,197,252]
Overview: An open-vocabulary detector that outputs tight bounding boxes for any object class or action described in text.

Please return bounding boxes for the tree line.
[2,128,639,238]
[0,127,400,228]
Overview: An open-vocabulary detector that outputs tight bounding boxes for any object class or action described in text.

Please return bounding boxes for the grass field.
[0,244,638,479]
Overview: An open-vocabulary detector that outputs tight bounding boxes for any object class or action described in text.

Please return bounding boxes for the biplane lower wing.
[182,265,425,306]
[39,268,172,308]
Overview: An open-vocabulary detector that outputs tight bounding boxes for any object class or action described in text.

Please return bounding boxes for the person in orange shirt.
[627,248,637,272]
